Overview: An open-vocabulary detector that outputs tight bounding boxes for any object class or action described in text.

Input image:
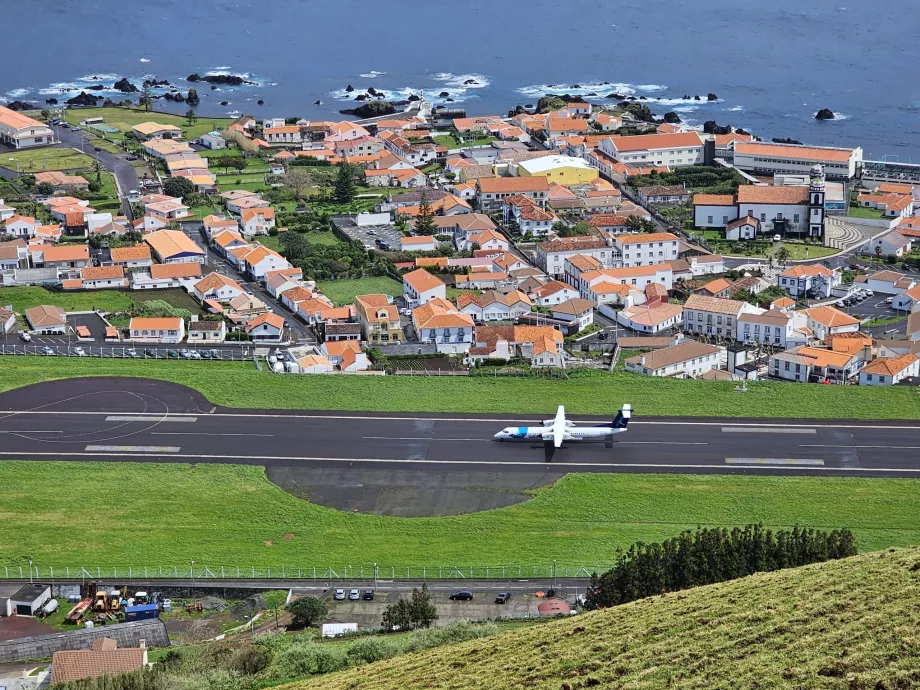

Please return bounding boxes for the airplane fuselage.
[493,426,625,443]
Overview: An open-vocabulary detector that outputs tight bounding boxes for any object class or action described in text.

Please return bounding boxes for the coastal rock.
[464,79,477,85]
[736,128,751,135]
[143,78,170,88]
[313,100,320,105]
[210,85,218,90]
[703,120,732,135]
[45,98,58,105]
[605,93,625,100]
[5,100,35,111]
[570,84,581,89]
[639,96,646,100]
[663,111,682,124]
[186,88,200,106]
[773,137,803,145]
[355,94,368,101]
[815,108,836,120]
[345,85,354,93]
[339,101,397,118]
[586,92,597,97]
[367,87,380,97]
[446,98,454,102]
[375,92,387,99]
[694,95,701,101]
[682,94,691,100]
[200,74,254,86]
[87,85,105,91]
[439,91,450,98]
[102,98,115,107]
[258,99,266,105]
[407,94,421,102]
[113,78,139,93]
[220,100,229,106]
[88,75,102,81]
[65,92,101,107]
[187,73,201,82]
[162,91,185,102]
[707,93,718,101]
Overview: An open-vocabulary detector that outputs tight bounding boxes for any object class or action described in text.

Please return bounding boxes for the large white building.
[598,132,704,168]
[613,232,679,268]
[0,106,56,149]
[682,294,760,341]
[733,141,862,180]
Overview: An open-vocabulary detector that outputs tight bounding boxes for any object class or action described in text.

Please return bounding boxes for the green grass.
[257,235,284,252]
[316,277,403,305]
[433,134,495,149]
[131,288,203,314]
[3,461,920,569]
[305,230,343,247]
[778,243,838,260]
[3,358,920,420]
[0,147,96,173]
[446,287,480,301]
[864,315,906,328]
[301,548,920,690]
[0,286,132,313]
[848,205,888,220]
[63,106,231,142]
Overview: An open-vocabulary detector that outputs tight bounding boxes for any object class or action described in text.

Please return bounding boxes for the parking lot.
[0,338,256,360]
[333,216,403,251]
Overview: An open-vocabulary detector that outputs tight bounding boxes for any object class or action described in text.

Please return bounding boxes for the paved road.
[1,379,920,478]
[54,126,139,216]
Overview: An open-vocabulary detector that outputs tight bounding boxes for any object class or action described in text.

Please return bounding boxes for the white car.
[72,347,87,356]
[864,290,874,297]
[18,332,31,342]
[885,297,894,305]
[333,589,346,600]
[773,234,782,242]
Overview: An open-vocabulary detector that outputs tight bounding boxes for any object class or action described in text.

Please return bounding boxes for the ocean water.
[2,0,918,159]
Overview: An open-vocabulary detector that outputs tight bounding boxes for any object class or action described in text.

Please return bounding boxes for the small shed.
[321,623,357,638]
[9,584,52,616]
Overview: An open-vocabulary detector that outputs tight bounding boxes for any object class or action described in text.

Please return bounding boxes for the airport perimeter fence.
[1,563,614,582]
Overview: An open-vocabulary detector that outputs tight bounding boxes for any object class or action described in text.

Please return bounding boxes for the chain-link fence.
[2,563,611,581]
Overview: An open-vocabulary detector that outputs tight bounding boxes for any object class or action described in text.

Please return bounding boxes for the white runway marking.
[0,430,63,434]
[722,427,816,434]
[802,444,920,450]
[619,441,708,445]
[363,436,486,442]
[725,458,825,466]
[105,416,198,422]
[84,445,181,453]
[151,432,275,437]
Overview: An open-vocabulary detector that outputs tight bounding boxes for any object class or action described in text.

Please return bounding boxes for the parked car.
[18,332,31,342]
[165,349,180,358]
[41,346,55,355]
[334,589,346,600]
[349,589,360,601]
[772,234,782,242]
[145,348,158,357]
[71,126,82,131]
[125,348,137,358]
[200,350,212,359]
[449,591,474,601]
[72,347,87,356]
[597,331,609,341]
[207,349,223,359]
[885,296,894,305]
[94,146,102,152]
[864,290,874,297]
[188,350,201,359]
[179,349,192,359]
[835,300,845,308]
[495,592,512,604]
[362,589,374,601]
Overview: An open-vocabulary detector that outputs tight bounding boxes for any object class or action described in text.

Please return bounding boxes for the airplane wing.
[552,405,566,448]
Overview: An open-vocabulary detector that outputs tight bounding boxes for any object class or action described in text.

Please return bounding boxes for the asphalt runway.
[1,378,919,478]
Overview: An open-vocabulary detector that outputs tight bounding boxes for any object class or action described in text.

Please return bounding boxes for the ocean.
[3,0,919,160]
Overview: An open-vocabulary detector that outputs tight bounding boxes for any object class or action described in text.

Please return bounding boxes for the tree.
[286,596,327,627]
[414,191,437,235]
[333,161,357,204]
[626,216,657,234]
[185,109,197,126]
[381,599,412,632]
[775,245,791,267]
[36,181,55,196]
[554,221,593,238]
[228,156,248,174]
[87,180,101,193]
[139,84,153,112]
[92,159,103,183]
[409,583,438,629]
[163,176,195,201]
[874,244,883,267]
[221,128,260,154]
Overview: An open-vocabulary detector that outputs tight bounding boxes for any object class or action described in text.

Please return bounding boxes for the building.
[263,125,303,145]
[803,305,860,341]
[4,215,39,239]
[355,294,403,344]
[241,246,291,281]
[637,185,689,205]
[550,297,595,333]
[537,237,612,279]
[870,229,912,258]
[860,270,916,295]
[477,176,549,211]
[193,273,245,303]
[725,216,759,241]
[79,265,128,290]
[695,277,733,298]
[530,279,580,306]
[616,302,683,334]
[0,306,14,334]
[41,243,90,269]
[613,232,679,268]
[240,208,276,238]
[599,132,704,168]
[733,141,862,179]
[516,155,597,185]
[402,268,446,306]
[322,340,370,371]
[34,171,89,193]
[624,341,722,378]
[468,325,566,368]
[892,284,920,312]
[456,290,532,322]
[245,312,286,344]
[577,265,674,306]
[131,122,183,140]
[735,185,812,235]
[51,638,148,686]
[859,353,919,386]
[7,583,52,616]
[770,346,862,383]
[737,309,799,349]
[110,245,153,270]
[132,262,202,290]
[412,297,475,353]
[401,236,437,252]
[128,317,185,343]
[199,131,226,149]
[0,105,56,149]
[693,194,739,228]
[24,305,67,334]
[778,264,840,299]
[144,230,206,265]
[187,319,226,343]
[683,294,758,340]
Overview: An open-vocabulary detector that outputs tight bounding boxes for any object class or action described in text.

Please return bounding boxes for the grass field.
[0,286,132,313]
[3,358,920,420]
[301,548,920,690]
[130,288,203,314]
[306,230,343,246]
[778,243,838,260]
[848,205,888,220]
[432,134,494,149]
[0,147,96,173]
[316,277,403,305]
[256,235,284,253]
[2,462,920,570]
[63,107,231,142]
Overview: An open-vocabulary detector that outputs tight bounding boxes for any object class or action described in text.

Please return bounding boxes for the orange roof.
[81,265,124,281]
[403,268,444,294]
[607,132,702,153]
[861,353,917,376]
[61,278,83,290]
[144,230,205,259]
[771,296,795,309]
[735,141,854,163]
[149,262,202,279]
[43,244,90,263]
[693,194,735,206]
[781,264,833,278]
[245,312,285,331]
[586,214,630,227]
[736,186,810,205]
[804,306,860,329]
[700,278,732,294]
[412,296,473,329]
[615,232,678,245]
[478,177,549,194]
[402,236,437,245]
[129,317,183,330]
[110,245,151,262]
[241,207,275,222]
[195,272,242,293]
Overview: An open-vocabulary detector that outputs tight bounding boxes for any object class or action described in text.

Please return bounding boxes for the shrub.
[346,637,402,666]
[229,646,271,675]
[287,596,327,627]
[408,621,500,651]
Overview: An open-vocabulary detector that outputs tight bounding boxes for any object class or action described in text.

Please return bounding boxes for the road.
[2,378,920,478]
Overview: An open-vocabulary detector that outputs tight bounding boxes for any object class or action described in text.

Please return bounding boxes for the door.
[16,603,32,615]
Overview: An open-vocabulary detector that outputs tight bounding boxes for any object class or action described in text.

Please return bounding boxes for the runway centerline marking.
[363,436,487,442]
[619,441,708,446]
[84,445,181,453]
[0,430,63,434]
[151,432,275,437]
[725,458,825,466]
[722,427,816,434]
[802,444,920,450]
[105,416,198,423]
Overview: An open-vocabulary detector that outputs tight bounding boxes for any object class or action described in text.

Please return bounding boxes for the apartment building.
[733,141,862,179]
[683,294,759,340]
[598,132,704,168]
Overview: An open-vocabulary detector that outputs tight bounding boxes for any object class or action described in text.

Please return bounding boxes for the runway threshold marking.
[722,427,816,434]
[725,458,825,466]
[84,445,181,453]
[105,416,198,422]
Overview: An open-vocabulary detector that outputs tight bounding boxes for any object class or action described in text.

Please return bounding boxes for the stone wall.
[0,620,169,664]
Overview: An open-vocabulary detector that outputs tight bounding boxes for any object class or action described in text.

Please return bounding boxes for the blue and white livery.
[493,404,631,449]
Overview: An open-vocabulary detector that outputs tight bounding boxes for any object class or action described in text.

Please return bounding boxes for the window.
[866,374,873,381]
[777,213,784,220]
[760,213,766,222]
[707,215,713,224]
[794,214,800,223]
[784,361,790,371]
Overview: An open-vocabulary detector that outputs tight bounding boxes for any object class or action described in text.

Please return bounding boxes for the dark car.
[362,589,374,600]
[495,592,511,604]
[597,331,609,341]
[94,146,102,152]
[449,591,473,601]
[145,348,158,357]
[165,349,180,358]
[199,350,212,359]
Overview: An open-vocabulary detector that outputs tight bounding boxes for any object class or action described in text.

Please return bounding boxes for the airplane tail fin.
[612,403,632,429]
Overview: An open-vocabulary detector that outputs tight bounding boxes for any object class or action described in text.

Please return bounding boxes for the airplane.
[493,404,631,457]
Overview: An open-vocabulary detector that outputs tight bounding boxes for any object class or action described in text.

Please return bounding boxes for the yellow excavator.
[108,589,122,612]
[92,590,108,612]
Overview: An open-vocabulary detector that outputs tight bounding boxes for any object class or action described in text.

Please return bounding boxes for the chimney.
[640,356,646,367]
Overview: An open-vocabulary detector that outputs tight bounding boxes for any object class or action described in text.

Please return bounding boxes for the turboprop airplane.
[492,404,631,453]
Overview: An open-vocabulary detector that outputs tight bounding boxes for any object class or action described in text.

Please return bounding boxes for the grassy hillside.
[3,357,920,419]
[3,462,920,569]
[296,548,920,690]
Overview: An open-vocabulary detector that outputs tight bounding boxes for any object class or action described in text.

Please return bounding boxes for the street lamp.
[373,562,378,591]
[190,560,194,583]
[28,558,33,583]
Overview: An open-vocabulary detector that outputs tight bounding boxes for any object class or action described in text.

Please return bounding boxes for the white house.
[770,346,862,383]
[725,216,759,241]
[599,132,704,168]
[802,305,860,341]
[457,290,532,322]
[870,230,912,259]
[193,273,245,304]
[778,264,841,299]
[187,319,227,343]
[242,246,292,282]
[861,270,916,295]
[4,215,38,239]
[245,312,286,344]
[296,354,335,374]
[737,309,799,349]
[859,353,919,386]
[577,265,674,305]
[613,233,679,268]
[536,237,612,279]
[199,131,226,150]
[240,208,276,238]
[551,298,595,333]
[79,265,128,290]
[733,141,862,180]
[624,341,722,378]
[412,297,475,354]
[683,294,759,340]
[617,303,682,334]
[401,236,437,252]
[530,280,580,307]
[693,194,740,229]
[110,245,153,269]
[128,317,185,343]
[403,268,446,307]
[24,305,67,334]
[131,262,202,290]
[892,284,920,312]
[322,340,370,372]
[0,105,56,149]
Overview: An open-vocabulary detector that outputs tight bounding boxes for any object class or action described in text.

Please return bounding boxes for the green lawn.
[131,288,203,314]
[864,315,906,328]
[0,286,132,313]
[63,106,231,142]
[316,277,403,305]
[0,147,96,173]
[256,235,284,252]
[848,205,888,220]
[433,134,495,149]
[3,358,920,420]
[305,230,343,246]
[3,462,920,571]
[777,243,838,260]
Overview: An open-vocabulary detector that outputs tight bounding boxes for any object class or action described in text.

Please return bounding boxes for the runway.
[0,379,919,478]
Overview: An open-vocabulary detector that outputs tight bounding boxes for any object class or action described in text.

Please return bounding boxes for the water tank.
[163,599,172,613]
[42,599,59,615]
[84,620,94,629]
